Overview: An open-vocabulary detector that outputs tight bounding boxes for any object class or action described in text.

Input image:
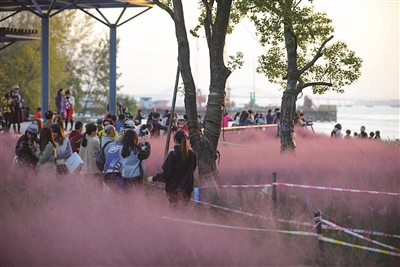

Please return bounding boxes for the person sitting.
[369,131,375,140]
[241,111,255,126]
[34,107,41,119]
[98,119,118,141]
[15,123,39,170]
[344,129,351,139]
[51,123,72,175]
[114,113,126,133]
[254,113,267,125]
[374,131,381,140]
[31,127,57,175]
[68,121,84,153]
[42,110,55,128]
[53,110,65,131]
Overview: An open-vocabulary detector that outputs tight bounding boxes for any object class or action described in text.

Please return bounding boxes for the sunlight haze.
[93,0,399,107]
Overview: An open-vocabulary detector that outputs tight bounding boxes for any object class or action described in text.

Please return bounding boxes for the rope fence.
[150,172,400,259]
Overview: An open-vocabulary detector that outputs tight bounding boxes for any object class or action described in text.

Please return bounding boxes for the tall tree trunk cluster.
[153,0,233,182]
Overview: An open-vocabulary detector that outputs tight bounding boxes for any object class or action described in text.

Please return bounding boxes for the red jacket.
[68,130,83,153]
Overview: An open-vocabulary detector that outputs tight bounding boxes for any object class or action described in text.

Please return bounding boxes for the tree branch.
[297,81,332,91]
[299,35,334,75]
[202,0,213,40]
[153,0,174,19]
[294,0,303,9]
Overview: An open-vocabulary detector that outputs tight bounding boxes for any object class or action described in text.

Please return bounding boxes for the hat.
[124,120,135,128]
[26,123,38,134]
[13,85,19,90]
[177,115,184,121]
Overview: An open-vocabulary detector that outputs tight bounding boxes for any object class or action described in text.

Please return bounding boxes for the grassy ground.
[1,127,399,266]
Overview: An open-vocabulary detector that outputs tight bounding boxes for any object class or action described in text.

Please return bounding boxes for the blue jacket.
[103,143,123,174]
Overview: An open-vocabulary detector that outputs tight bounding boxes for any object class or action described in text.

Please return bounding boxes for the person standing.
[232,112,240,126]
[358,126,367,139]
[331,124,343,138]
[134,109,145,125]
[266,109,274,124]
[374,131,381,140]
[64,90,75,131]
[12,85,24,134]
[222,112,233,128]
[147,107,156,123]
[147,131,196,207]
[272,108,280,124]
[148,112,169,137]
[55,88,67,119]
[119,130,151,188]
[79,123,100,178]
[1,90,14,132]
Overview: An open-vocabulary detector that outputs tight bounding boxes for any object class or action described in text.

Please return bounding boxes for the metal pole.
[109,24,117,115]
[314,211,326,261]
[41,14,50,119]
[164,66,180,160]
[272,172,277,208]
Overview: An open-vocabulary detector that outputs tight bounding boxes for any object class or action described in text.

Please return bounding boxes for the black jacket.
[154,146,196,195]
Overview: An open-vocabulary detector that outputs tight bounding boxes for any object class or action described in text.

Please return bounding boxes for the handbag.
[65,152,84,174]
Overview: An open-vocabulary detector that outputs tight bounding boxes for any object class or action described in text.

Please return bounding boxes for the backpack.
[96,140,113,172]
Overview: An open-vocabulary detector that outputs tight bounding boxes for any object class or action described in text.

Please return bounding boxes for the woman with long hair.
[119,130,151,188]
[79,123,100,177]
[147,130,196,207]
[32,118,43,134]
[31,127,57,174]
[50,123,72,175]
[55,88,67,119]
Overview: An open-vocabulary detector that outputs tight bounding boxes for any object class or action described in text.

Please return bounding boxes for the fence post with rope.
[272,172,277,209]
[315,211,326,261]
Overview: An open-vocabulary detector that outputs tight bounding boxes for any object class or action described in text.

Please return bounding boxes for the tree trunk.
[280,17,299,153]
[156,0,232,184]
[192,0,232,180]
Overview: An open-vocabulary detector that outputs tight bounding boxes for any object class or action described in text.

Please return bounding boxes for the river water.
[311,106,399,140]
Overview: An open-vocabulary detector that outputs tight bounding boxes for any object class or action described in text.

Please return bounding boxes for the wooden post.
[272,172,277,208]
[314,211,326,261]
[164,66,180,160]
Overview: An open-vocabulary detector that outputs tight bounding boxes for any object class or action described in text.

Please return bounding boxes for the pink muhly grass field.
[1,128,399,266]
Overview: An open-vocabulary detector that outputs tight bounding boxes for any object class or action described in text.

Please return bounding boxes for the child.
[147,130,196,207]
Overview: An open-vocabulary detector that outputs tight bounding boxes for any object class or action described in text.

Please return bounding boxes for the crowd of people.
[11,103,197,207]
[1,85,25,134]
[331,124,381,140]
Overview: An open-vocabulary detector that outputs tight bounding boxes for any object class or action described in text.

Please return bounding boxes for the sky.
[93,0,399,107]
